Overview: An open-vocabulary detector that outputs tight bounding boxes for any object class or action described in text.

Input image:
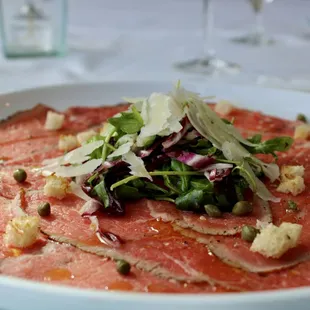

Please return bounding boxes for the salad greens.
[46,83,294,217]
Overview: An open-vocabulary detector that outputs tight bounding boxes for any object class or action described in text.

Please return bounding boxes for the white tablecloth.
[1,0,310,93]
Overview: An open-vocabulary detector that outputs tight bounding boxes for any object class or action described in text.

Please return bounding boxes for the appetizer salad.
[42,83,293,218]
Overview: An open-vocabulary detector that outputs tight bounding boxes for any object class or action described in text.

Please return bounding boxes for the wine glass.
[175,0,240,75]
[232,0,275,46]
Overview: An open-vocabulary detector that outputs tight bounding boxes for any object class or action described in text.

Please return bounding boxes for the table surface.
[1,0,310,94]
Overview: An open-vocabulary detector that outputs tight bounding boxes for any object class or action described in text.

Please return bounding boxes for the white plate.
[0,81,310,310]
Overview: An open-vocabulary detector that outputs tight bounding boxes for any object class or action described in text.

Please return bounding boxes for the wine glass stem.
[202,0,215,60]
[254,11,264,37]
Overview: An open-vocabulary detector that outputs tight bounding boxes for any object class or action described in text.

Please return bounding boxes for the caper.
[116,259,131,275]
[37,202,51,217]
[297,113,307,123]
[241,225,259,242]
[232,201,253,216]
[13,168,27,183]
[204,204,222,218]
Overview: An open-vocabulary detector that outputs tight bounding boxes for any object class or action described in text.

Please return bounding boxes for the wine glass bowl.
[174,0,240,75]
[232,0,275,46]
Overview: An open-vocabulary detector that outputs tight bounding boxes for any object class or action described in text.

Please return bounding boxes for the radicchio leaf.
[166,150,215,170]
[162,117,192,149]
[137,138,163,158]
[204,163,233,182]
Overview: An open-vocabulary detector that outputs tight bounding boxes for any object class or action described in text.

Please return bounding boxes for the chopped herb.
[287,200,298,211]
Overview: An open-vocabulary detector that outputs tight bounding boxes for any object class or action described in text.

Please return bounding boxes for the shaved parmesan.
[53,159,102,177]
[63,140,104,164]
[137,93,184,146]
[123,151,152,180]
[108,142,133,158]
[70,181,92,201]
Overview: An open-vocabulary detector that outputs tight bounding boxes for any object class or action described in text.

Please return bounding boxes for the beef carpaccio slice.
[1,102,310,293]
[0,187,219,293]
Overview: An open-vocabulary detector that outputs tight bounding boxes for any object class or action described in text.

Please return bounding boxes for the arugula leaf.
[108,106,143,134]
[247,134,262,144]
[233,177,249,201]
[171,159,191,192]
[175,189,205,211]
[245,136,293,155]
[216,194,230,208]
[87,172,99,185]
[232,160,257,192]
[93,180,110,208]
[115,184,144,200]
[190,139,212,149]
[163,175,182,195]
[93,179,125,214]
[142,135,157,148]
[87,135,105,159]
[145,182,169,194]
[130,178,145,188]
[155,197,175,203]
[190,178,214,192]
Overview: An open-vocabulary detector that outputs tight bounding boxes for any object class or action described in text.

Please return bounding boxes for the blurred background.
[0,0,310,93]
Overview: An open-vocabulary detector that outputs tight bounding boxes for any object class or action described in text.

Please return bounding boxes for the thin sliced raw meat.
[24,193,289,292]
[0,195,221,293]
[0,240,221,293]
[0,166,45,199]
[0,136,59,162]
[0,105,57,145]
[175,225,310,273]
[147,197,272,235]
[63,105,129,132]
[210,104,298,137]
[0,104,129,146]
[3,149,63,167]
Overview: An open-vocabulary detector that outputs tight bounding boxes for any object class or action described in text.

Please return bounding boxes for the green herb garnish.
[108,106,143,134]
[287,200,298,211]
